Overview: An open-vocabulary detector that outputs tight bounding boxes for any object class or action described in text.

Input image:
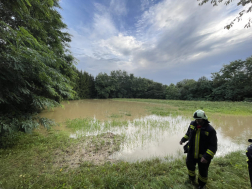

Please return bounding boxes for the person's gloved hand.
[201,157,208,163]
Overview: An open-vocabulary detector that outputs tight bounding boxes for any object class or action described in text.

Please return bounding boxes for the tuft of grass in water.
[114,99,252,116]
[109,114,123,118]
[148,106,180,117]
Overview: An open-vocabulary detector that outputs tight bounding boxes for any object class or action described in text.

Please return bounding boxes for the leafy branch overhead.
[198,0,252,29]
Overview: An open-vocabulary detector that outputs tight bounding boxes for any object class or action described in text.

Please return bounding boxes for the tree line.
[74,56,252,102]
[166,56,252,101]
[74,70,166,99]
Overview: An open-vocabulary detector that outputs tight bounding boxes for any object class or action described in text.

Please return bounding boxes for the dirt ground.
[52,132,122,170]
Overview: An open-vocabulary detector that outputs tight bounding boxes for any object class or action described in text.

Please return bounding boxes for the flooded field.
[38,99,252,162]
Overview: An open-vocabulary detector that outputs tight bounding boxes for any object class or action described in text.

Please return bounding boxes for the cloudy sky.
[59,0,252,85]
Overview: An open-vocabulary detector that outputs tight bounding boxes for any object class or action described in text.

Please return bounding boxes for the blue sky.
[59,0,252,85]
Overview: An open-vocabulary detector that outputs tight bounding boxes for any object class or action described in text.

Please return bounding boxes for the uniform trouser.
[248,160,252,187]
[186,155,211,187]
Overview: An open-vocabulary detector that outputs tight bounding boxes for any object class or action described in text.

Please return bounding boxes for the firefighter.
[247,139,252,187]
[179,110,218,189]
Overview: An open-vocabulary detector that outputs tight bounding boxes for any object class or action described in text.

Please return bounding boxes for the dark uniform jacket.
[181,120,218,161]
[247,140,252,187]
[247,143,252,161]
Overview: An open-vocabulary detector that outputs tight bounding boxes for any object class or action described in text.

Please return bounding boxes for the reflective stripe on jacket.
[181,120,218,161]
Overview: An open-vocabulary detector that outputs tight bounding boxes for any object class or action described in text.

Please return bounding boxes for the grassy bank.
[0,130,250,189]
[114,99,252,116]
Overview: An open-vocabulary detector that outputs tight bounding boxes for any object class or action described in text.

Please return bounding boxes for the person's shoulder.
[206,123,216,132]
[190,120,196,125]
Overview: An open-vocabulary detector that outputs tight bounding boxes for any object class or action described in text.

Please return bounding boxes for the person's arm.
[202,129,217,161]
[179,124,191,145]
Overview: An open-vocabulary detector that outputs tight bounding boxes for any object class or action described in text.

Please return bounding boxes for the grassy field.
[0,99,251,188]
[114,99,252,116]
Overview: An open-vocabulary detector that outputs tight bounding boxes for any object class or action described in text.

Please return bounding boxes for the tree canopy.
[165,56,252,101]
[0,0,77,134]
[94,70,166,99]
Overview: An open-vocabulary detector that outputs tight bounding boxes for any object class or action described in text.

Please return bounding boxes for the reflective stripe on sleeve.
[184,135,189,139]
[206,149,215,157]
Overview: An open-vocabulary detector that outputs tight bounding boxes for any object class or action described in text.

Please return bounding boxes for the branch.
[197,0,252,29]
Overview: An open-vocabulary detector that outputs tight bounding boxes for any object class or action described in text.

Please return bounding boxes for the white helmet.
[193,110,208,120]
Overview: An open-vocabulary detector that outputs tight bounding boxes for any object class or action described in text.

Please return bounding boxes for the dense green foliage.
[166,56,252,101]
[0,0,77,133]
[74,69,96,99]
[95,70,167,99]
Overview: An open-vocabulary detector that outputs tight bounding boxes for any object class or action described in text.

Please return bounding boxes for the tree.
[176,79,197,100]
[166,84,180,100]
[0,0,77,134]
[95,73,111,99]
[198,0,252,29]
[211,56,252,101]
[195,76,213,100]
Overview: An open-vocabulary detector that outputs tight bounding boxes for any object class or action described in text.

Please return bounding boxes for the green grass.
[0,130,250,188]
[65,118,128,133]
[1,99,252,188]
[114,99,252,116]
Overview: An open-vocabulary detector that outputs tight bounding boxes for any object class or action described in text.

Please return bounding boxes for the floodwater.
[38,99,252,162]
[39,99,153,122]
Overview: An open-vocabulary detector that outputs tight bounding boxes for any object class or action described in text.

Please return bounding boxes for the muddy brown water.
[38,99,252,162]
[39,99,153,122]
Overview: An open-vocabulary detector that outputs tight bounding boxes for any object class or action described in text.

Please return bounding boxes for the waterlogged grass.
[66,118,128,133]
[65,116,189,154]
[108,112,132,118]
[114,99,252,116]
[0,131,250,189]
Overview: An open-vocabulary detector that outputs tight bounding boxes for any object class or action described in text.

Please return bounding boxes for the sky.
[58,0,252,85]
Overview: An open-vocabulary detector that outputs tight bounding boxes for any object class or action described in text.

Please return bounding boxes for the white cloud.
[133,0,252,71]
[140,0,150,11]
[92,13,117,39]
[98,33,144,57]
[109,0,127,15]
[65,0,252,83]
